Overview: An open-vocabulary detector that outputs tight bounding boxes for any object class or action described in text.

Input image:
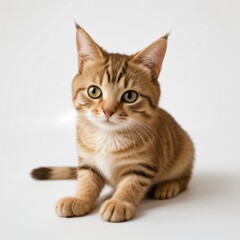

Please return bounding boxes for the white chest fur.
[77,131,132,180]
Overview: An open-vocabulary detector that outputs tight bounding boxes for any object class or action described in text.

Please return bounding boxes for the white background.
[1,0,240,239]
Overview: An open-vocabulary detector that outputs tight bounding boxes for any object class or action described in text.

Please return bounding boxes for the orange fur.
[31,24,194,222]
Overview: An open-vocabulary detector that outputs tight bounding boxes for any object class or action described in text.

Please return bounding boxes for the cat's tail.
[31,167,77,180]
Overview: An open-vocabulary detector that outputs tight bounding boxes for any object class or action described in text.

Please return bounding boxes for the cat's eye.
[122,91,138,103]
[87,86,102,99]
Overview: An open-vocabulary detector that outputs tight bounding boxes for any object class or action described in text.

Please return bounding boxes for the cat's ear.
[75,23,104,73]
[131,33,169,78]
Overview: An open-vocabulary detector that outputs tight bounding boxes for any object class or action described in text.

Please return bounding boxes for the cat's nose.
[103,109,114,118]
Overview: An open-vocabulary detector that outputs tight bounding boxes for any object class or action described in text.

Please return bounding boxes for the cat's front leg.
[56,165,105,217]
[100,171,154,222]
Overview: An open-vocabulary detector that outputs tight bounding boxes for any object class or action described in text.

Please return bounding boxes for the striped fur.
[31,25,194,222]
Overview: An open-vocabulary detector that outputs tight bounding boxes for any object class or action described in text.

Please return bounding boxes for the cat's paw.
[100,199,136,222]
[153,181,181,199]
[56,197,93,217]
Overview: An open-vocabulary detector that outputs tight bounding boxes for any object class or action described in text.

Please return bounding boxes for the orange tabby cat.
[31,24,194,222]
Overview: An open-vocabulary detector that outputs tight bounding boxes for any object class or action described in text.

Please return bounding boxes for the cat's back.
[153,107,194,182]
[156,107,194,154]
[156,107,191,138]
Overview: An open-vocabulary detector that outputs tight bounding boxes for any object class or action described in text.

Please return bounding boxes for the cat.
[31,23,194,222]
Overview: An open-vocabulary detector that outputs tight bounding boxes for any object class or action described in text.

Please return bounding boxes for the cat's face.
[72,25,168,132]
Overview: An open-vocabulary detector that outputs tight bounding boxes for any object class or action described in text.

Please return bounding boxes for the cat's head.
[72,24,168,131]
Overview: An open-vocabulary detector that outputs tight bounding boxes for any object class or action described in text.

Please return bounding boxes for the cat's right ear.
[75,23,103,73]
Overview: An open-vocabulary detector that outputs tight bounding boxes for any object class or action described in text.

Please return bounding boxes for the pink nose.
[103,109,114,118]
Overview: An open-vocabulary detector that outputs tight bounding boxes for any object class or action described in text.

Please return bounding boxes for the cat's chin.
[89,119,129,132]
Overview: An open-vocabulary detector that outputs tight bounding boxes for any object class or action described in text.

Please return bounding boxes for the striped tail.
[31,167,77,180]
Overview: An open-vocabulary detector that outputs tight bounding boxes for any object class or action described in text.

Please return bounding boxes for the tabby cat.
[31,24,194,222]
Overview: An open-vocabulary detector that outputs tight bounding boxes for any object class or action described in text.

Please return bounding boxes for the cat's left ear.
[75,23,104,73]
[131,33,169,78]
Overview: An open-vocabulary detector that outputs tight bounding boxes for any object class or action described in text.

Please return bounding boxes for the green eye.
[87,86,102,99]
[122,91,138,103]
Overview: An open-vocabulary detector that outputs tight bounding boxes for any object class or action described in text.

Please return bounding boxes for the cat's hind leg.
[148,176,191,200]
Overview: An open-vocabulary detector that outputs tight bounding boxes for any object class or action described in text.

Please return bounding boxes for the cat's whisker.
[128,122,150,155]
[133,118,163,144]
[130,119,160,156]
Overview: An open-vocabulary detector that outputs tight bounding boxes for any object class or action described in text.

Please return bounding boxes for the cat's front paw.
[100,199,136,222]
[56,197,93,217]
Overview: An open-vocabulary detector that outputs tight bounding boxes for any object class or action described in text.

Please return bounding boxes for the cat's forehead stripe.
[117,61,128,84]
[106,69,111,83]
[105,57,125,83]
[100,57,130,88]
[110,57,120,83]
